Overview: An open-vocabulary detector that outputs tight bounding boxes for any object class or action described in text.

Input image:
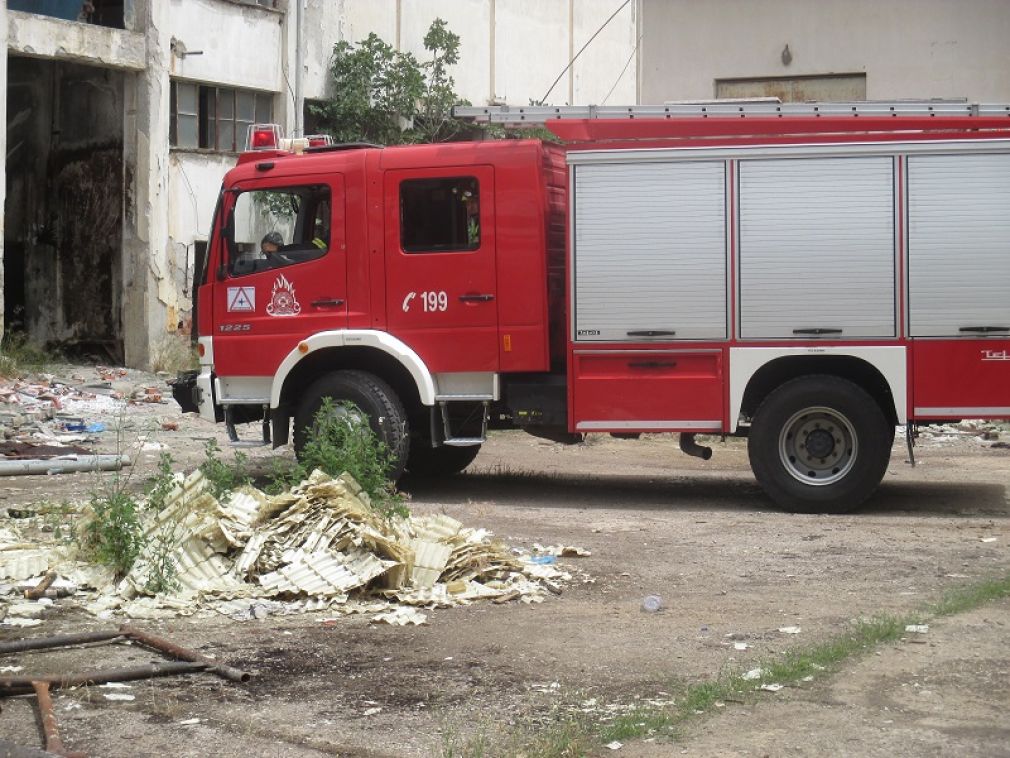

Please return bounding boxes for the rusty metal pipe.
[32,681,88,758]
[0,661,208,696]
[119,625,250,683]
[24,571,58,600]
[0,630,124,655]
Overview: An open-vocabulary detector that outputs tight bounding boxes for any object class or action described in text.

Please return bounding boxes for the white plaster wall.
[302,0,397,99]
[494,0,569,105]
[641,0,1010,103]
[7,10,146,70]
[168,0,283,91]
[572,0,638,105]
[400,0,491,106]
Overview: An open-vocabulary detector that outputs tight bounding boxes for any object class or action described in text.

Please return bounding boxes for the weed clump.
[80,489,145,577]
[199,439,251,499]
[281,398,409,520]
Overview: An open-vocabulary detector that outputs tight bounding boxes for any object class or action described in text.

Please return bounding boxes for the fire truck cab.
[178,105,1010,513]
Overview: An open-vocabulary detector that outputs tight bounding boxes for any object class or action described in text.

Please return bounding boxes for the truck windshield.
[227,185,331,277]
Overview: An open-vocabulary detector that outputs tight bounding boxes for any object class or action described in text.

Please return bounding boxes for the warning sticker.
[227,287,256,313]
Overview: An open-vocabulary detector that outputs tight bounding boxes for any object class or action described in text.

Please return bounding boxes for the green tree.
[310,19,468,145]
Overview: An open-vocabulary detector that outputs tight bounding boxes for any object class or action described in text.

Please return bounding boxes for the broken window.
[400,177,480,253]
[170,81,274,152]
[227,186,331,278]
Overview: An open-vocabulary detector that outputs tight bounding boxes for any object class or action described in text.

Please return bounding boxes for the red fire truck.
[173,103,1010,513]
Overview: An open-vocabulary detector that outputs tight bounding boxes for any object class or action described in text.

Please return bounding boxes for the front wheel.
[293,370,409,480]
[748,375,892,513]
[405,442,481,477]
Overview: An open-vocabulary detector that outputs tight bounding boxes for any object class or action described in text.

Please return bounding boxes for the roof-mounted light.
[247,123,282,151]
[306,134,334,148]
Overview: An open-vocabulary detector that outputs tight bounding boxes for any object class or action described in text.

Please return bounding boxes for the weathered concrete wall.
[166,0,283,91]
[5,58,124,353]
[0,0,7,341]
[7,9,145,70]
[301,0,639,106]
[122,0,170,367]
[641,0,1010,102]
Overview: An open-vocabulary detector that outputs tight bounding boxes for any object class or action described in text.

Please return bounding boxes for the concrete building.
[640,0,1010,104]
[1,0,638,367]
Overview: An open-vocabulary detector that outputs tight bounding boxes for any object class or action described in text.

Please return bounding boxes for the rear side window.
[228,185,330,277]
[400,176,480,253]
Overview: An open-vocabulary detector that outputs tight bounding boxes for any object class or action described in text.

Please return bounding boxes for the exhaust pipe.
[679,433,712,460]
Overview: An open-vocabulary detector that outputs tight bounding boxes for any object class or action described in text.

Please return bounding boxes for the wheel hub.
[779,407,858,486]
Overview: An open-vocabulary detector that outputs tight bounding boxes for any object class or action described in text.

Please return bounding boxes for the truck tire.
[405,442,481,477]
[748,375,892,513]
[293,370,409,480]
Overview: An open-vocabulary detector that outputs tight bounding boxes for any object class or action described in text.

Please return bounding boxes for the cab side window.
[400,176,479,253]
[229,185,331,277]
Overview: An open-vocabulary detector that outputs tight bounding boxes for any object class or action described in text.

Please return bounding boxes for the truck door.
[213,177,348,380]
[383,167,498,372]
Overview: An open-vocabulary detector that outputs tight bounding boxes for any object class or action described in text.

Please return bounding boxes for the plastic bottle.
[641,594,662,613]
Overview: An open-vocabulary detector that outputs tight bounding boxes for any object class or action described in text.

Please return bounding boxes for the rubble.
[1,467,579,628]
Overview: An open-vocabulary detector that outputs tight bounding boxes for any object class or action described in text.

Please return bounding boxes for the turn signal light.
[197,343,205,357]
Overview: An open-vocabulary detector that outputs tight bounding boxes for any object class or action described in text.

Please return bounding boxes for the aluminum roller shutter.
[738,157,896,339]
[908,153,1010,337]
[573,161,727,342]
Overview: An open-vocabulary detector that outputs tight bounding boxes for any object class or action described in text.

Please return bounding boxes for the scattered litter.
[371,607,427,626]
[605,741,624,750]
[802,675,814,682]
[641,594,662,613]
[759,683,784,692]
[980,536,998,543]
[179,718,201,725]
[104,693,137,701]
[533,544,592,557]
[733,642,749,651]
[2,617,44,627]
[0,665,24,673]
[99,682,131,689]
[362,707,383,716]
[905,624,929,634]
[6,603,46,619]
[529,554,556,565]
[741,668,764,681]
[778,626,802,634]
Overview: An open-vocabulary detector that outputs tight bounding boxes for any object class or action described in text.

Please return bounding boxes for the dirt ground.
[1,365,1009,757]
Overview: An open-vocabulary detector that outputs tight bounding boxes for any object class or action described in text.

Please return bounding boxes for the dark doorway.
[4,56,125,361]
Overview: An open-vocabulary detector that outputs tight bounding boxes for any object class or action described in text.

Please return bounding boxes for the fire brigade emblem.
[266,274,301,317]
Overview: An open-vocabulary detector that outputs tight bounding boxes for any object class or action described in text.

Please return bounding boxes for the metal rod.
[24,571,57,600]
[119,625,250,683]
[0,630,124,655]
[32,681,87,758]
[0,661,208,695]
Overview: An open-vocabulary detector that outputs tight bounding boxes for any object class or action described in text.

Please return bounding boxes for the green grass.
[0,333,55,376]
[441,571,1010,757]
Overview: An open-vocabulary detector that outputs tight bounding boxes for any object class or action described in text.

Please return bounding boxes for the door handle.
[626,330,676,337]
[311,298,345,308]
[959,325,1009,334]
[628,360,678,369]
[459,293,495,303]
[792,328,843,335]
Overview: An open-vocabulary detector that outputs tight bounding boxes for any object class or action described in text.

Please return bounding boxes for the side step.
[225,405,271,448]
[438,401,488,447]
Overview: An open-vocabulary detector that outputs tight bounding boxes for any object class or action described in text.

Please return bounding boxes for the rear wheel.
[293,370,409,480]
[405,442,481,477]
[748,375,892,513]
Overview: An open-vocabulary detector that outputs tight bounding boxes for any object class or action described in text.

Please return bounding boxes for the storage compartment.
[572,350,723,430]
[907,153,1010,338]
[572,160,727,342]
[738,156,896,339]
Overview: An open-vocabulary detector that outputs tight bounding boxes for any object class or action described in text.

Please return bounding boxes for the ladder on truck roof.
[454,101,1010,123]
[454,102,1010,141]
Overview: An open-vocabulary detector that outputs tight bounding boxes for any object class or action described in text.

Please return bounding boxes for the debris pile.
[4,469,581,627]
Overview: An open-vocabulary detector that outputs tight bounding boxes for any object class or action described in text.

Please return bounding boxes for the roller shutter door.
[573,161,727,342]
[907,153,1010,337]
[738,157,896,339]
